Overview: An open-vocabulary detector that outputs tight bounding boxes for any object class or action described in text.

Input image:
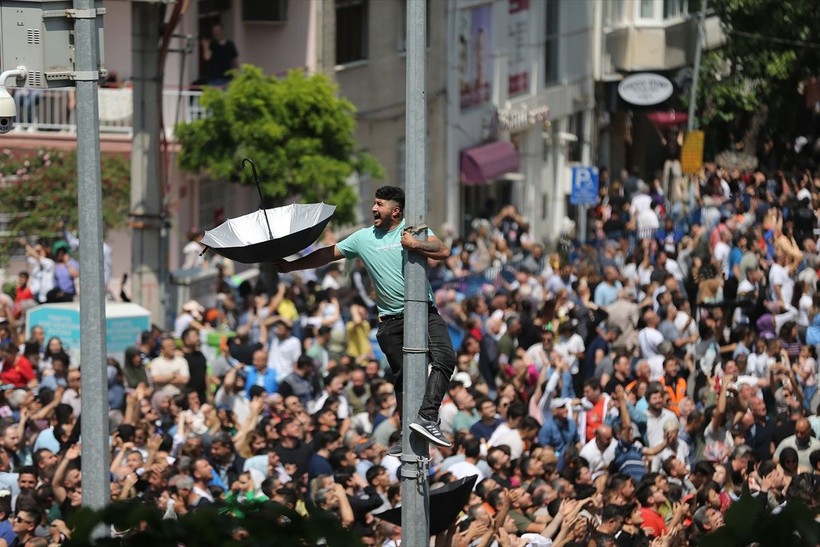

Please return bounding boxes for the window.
[604,0,625,26]
[639,0,657,19]
[664,0,688,18]
[544,0,559,86]
[242,0,288,23]
[398,0,431,52]
[336,0,369,65]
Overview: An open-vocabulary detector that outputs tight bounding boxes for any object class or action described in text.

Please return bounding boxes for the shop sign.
[617,73,674,106]
[498,103,549,133]
[681,130,705,174]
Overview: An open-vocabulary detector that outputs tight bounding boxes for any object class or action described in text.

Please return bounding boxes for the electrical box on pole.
[0,0,105,88]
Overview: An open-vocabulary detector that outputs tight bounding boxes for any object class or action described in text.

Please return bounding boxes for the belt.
[378,304,438,323]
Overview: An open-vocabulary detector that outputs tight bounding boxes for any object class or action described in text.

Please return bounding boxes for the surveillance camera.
[0,93,16,135]
[0,66,27,135]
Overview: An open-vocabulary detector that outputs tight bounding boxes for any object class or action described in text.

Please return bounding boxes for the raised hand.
[65,444,80,460]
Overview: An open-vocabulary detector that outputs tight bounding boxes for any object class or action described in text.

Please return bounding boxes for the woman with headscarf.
[123,346,151,389]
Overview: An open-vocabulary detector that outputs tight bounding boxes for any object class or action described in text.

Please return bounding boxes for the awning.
[647,110,688,128]
[460,140,520,185]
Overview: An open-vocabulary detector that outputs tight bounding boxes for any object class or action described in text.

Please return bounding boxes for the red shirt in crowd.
[1,355,35,388]
[640,507,667,538]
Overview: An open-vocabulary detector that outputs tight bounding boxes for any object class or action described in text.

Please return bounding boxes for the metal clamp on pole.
[402,346,428,353]
[65,8,101,18]
[73,70,100,82]
[399,454,429,486]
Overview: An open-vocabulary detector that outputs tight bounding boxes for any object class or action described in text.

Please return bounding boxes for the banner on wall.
[458,3,493,110]
[508,0,530,96]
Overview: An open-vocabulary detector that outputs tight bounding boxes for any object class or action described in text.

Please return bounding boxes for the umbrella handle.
[242,158,274,241]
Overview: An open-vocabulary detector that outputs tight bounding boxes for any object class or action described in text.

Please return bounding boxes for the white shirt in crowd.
[769,262,794,306]
[267,335,302,382]
[638,327,664,359]
[579,437,617,477]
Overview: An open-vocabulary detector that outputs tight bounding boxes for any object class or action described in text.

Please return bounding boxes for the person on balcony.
[199,23,239,86]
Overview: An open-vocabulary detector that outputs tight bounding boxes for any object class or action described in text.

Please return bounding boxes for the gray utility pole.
[401,0,431,544]
[688,0,708,131]
[73,0,110,511]
[131,2,165,327]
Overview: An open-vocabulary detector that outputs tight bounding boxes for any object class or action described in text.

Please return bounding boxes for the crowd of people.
[0,168,818,546]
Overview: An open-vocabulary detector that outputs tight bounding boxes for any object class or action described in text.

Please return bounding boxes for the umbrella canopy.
[647,110,688,128]
[200,202,336,263]
[374,474,478,536]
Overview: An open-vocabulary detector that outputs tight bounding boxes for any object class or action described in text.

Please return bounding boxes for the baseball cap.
[353,438,375,455]
[453,372,472,388]
[550,397,568,410]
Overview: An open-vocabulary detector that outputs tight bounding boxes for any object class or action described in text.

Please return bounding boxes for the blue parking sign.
[570,166,599,205]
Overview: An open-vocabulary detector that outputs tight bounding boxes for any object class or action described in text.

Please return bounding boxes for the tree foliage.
[699,487,819,547]
[63,499,363,547]
[691,0,820,154]
[176,66,384,225]
[0,148,131,262]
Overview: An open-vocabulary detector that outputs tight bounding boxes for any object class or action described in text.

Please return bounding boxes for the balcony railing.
[9,87,206,138]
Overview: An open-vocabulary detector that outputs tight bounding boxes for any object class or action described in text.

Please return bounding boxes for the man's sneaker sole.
[409,422,452,448]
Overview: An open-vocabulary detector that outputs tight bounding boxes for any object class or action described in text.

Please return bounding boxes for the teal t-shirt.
[335,219,434,316]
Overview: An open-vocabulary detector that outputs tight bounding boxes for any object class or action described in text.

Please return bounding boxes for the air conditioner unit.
[242,0,287,23]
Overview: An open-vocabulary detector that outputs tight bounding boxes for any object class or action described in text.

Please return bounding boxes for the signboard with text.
[570,166,599,205]
[26,302,151,364]
[458,3,493,110]
[508,0,530,97]
[617,73,674,106]
[681,130,705,174]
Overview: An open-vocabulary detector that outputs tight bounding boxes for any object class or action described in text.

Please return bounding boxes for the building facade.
[594,0,725,180]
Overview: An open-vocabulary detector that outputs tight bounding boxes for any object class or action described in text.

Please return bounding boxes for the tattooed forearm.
[414,239,444,253]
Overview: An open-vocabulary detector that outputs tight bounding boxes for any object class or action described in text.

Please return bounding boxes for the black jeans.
[376,307,456,422]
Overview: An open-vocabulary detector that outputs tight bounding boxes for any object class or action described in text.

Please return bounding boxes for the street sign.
[681,130,705,174]
[570,165,599,205]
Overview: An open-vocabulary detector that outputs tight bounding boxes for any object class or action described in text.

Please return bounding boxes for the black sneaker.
[409,417,452,448]
[386,439,402,458]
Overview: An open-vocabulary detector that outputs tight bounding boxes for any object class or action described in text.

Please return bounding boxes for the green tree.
[176,66,384,225]
[0,149,131,262]
[691,0,820,157]
[63,499,363,547]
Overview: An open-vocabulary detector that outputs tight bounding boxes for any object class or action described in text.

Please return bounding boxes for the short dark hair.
[645,381,664,401]
[375,186,405,211]
[463,437,481,459]
[507,400,527,421]
[296,354,315,371]
[366,464,386,485]
[583,378,601,392]
[636,482,655,507]
[17,466,37,480]
[601,502,624,522]
[315,430,340,450]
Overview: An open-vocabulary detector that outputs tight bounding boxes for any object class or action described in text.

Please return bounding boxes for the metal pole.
[402,0,430,544]
[445,0,460,233]
[73,0,109,512]
[688,0,708,131]
[131,3,165,326]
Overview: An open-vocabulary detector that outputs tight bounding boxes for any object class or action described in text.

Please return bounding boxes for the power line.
[729,29,820,49]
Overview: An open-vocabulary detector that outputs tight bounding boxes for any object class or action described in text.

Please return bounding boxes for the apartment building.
[594,0,725,179]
